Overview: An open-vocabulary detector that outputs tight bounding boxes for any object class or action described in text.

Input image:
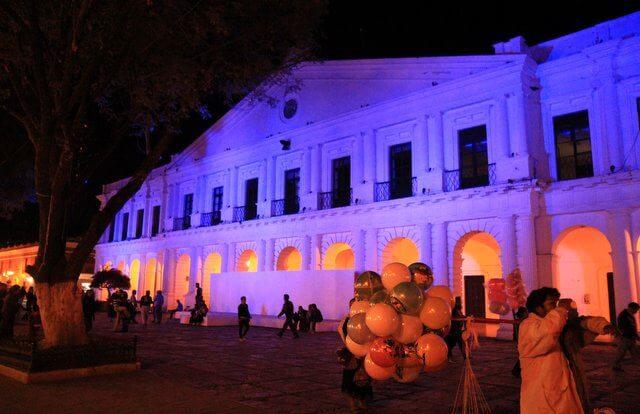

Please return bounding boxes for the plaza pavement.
[1,314,639,414]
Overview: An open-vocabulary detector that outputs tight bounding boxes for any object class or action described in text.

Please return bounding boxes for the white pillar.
[432,222,448,286]
[264,238,274,271]
[419,223,432,265]
[266,156,276,208]
[426,113,444,193]
[516,215,538,292]
[258,239,267,271]
[355,229,366,272]
[601,78,623,171]
[493,95,511,160]
[607,210,638,313]
[162,249,175,306]
[364,228,378,270]
[227,242,236,272]
[507,91,529,157]
[220,244,230,273]
[501,215,518,275]
[301,235,312,271]
[311,234,322,270]
[258,160,267,217]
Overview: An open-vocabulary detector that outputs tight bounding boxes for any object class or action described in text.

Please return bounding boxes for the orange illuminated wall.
[381,237,419,268]
[203,253,222,304]
[237,250,258,272]
[277,247,302,271]
[323,243,355,270]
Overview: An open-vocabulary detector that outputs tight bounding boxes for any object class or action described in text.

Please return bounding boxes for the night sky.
[1,0,639,246]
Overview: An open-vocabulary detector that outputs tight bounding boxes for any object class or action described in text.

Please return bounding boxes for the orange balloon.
[369,337,399,367]
[393,314,423,344]
[393,365,422,383]
[366,302,400,337]
[424,361,447,373]
[426,285,454,308]
[419,296,451,330]
[346,335,370,357]
[415,333,448,369]
[350,300,370,317]
[364,353,395,381]
[381,262,411,291]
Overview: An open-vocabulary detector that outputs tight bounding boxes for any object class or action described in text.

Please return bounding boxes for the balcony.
[271,196,300,217]
[172,216,191,231]
[317,188,352,210]
[444,163,496,192]
[233,205,257,223]
[374,177,417,202]
[200,211,222,227]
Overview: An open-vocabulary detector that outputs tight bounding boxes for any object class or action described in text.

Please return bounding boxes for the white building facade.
[95,13,640,327]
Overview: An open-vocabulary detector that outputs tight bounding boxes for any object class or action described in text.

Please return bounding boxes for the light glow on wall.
[237,249,258,272]
[174,253,191,304]
[129,259,140,293]
[381,237,419,268]
[144,258,158,294]
[323,242,355,270]
[276,246,302,271]
[203,253,222,304]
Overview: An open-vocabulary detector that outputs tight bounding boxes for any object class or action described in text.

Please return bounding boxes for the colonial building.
[95,13,640,329]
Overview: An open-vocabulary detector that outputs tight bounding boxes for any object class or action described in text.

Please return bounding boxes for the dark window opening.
[244,178,259,220]
[458,125,489,189]
[389,142,413,198]
[284,168,300,214]
[332,156,351,207]
[121,213,129,241]
[135,209,144,239]
[108,222,115,243]
[151,206,160,236]
[212,187,224,213]
[554,111,593,180]
[464,275,486,318]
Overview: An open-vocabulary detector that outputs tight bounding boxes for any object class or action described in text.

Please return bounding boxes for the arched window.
[237,250,258,272]
[276,247,302,271]
[323,242,355,270]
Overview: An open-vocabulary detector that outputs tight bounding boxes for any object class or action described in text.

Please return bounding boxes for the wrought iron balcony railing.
[374,177,417,202]
[233,205,257,223]
[200,211,222,227]
[444,163,496,192]
[317,188,352,210]
[271,196,300,217]
[172,216,191,231]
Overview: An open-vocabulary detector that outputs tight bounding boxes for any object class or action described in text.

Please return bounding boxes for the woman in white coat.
[518,288,583,414]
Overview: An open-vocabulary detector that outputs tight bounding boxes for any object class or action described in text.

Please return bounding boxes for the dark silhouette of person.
[195,283,203,302]
[613,302,640,371]
[277,293,298,338]
[445,296,466,361]
[309,303,323,333]
[238,296,251,340]
[0,285,21,338]
[82,289,96,332]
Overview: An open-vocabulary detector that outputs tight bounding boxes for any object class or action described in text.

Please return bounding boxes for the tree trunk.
[36,281,89,348]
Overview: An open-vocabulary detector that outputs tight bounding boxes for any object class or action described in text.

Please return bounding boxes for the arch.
[552,226,613,320]
[144,258,159,294]
[453,231,502,319]
[174,253,191,305]
[116,261,125,271]
[203,252,222,304]
[276,247,302,271]
[237,249,257,272]
[129,259,140,293]
[381,237,419,268]
[323,242,355,270]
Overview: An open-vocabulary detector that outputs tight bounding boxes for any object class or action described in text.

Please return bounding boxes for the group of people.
[235,294,324,341]
[103,288,165,332]
[0,283,38,339]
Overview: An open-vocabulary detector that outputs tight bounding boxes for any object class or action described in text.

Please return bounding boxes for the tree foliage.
[0,0,325,284]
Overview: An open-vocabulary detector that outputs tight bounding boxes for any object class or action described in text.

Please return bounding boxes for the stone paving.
[1,314,640,414]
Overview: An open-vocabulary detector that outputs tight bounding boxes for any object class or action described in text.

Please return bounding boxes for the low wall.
[210,270,354,320]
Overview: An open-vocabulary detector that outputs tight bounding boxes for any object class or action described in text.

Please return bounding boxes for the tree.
[0,0,325,347]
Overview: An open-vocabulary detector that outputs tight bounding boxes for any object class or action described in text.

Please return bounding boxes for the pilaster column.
[419,223,432,265]
[516,215,538,292]
[426,113,444,193]
[227,242,236,272]
[354,229,366,272]
[266,156,276,208]
[264,238,274,272]
[507,91,529,157]
[301,236,312,271]
[311,234,322,270]
[601,78,623,171]
[500,215,518,275]
[162,249,176,307]
[258,160,267,217]
[493,95,511,160]
[364,228,378,270]
[607,210,638,313]
[258,239,267,271]
[160,184,169,232]
[431,221,448,286]
[220,244,230,273]
[196,175,207,213]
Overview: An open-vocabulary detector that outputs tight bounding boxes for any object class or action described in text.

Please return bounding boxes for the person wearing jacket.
[612,302,640,371]
[277,293,298,338]
[518,287,582,414]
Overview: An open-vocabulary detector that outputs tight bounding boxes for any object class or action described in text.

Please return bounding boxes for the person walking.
[153,290,164,324]
[140,290,153,326]
[445,296,466,362]
[129,289,138,324]
[82,289,96,332]
[518,287,582,414]
[195,283,203,302]
[309,303,323,333]
[612,302,640,372]
[113,289,130,332]
[277,293,298,338]
[238,296,251,341]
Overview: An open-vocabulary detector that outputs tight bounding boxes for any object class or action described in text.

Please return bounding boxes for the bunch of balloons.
[506,269,527,311]
[346,262,453,382]
[487,278,510,315]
